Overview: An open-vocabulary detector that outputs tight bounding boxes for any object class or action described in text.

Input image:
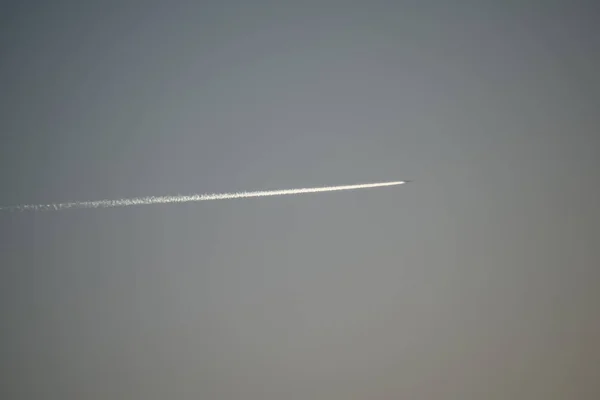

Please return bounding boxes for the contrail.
[0,181,407,212]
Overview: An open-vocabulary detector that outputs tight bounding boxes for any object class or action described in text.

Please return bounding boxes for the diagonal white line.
[1,181,407,212]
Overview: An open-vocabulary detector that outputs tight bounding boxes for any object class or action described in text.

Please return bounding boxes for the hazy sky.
[1,1,599,399]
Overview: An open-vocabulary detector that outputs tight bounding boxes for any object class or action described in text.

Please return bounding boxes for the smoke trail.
[0,181,407,212]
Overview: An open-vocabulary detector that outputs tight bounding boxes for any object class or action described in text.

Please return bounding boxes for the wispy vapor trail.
[0,181,407,212]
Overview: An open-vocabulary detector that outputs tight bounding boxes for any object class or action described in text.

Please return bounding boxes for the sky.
[1,1,599,399]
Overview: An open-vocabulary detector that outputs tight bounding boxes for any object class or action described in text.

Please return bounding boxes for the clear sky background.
[1,1,599,399]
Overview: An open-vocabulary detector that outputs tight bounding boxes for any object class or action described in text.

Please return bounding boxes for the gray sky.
[1,1,599,399]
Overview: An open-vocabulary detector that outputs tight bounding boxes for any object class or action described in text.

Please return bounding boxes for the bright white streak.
[1,181,407,212]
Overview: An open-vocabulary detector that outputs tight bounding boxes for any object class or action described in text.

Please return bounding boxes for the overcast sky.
[1,1,599,399]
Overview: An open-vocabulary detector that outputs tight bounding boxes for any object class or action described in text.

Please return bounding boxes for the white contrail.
[0,181,407,212]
